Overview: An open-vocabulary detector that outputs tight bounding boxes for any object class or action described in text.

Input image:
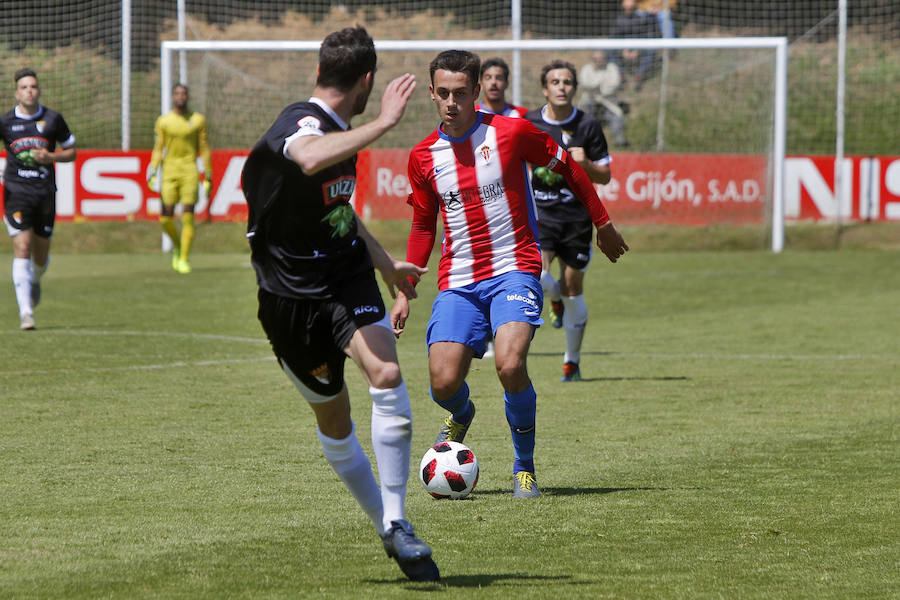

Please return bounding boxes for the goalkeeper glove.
[203,178,212,197]
[146,164,158,191]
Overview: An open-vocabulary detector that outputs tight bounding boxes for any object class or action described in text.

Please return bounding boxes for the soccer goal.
[160,37,787,252]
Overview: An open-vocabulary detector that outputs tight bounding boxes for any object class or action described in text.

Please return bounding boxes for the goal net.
[161,36,787,250]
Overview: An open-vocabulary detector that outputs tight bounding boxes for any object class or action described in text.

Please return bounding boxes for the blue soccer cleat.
[381,519,440,582]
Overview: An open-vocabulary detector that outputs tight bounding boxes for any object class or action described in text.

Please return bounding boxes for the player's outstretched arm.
[287,73,416,175]
[596,222,629,263]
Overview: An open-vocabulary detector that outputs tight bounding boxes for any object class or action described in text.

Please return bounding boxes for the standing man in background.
[1,68,76,330]
[147,84,212,274]
[526,60,614,382]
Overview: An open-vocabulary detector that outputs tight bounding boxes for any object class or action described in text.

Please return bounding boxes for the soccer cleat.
[171,247,181,271]
[175,258,192,274]
[434,402,475,445]
[513,471,541,498]
[561,362,581,382]
[30,281,41,308]
[549,300,564,328]
[20,313,35,331]
[381,519,440,582]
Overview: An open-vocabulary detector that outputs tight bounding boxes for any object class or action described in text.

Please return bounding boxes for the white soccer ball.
[419,441,479,499]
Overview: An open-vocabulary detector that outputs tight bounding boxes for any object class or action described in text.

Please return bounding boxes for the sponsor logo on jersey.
[296,115,322,133]
[10,124,24,132]
[441,180,506,212]
[311,363,331,385]
[353,304,380,316]
[506,290,540,313]
[321,175,355,206]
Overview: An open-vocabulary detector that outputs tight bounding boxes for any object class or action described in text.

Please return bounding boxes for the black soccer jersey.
[0,105,74,195]
[242,99,373,300]
[525,105,609,222]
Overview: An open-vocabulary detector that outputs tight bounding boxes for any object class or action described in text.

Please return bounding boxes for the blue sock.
[504,384,536,474]
[430,382,474,424]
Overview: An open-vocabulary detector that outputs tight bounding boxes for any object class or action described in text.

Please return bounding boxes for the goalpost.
[161,37,788,252]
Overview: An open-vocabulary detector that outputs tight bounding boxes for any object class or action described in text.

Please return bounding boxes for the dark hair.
[14,68,37,83]
[172,83,189,94]
[480,57,510,80]
[540,60,578,89]
[429,50,481,88]
[316,26,377,92]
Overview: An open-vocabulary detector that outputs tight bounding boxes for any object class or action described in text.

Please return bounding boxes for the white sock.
[12,258,33,317]
[562,294,588,364]
[317,423,385,535]
[539,269,561,302]
[370,382,413,532]
[31,256,48,283]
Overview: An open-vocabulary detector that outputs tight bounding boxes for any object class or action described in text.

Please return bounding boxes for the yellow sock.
[180,212,195,261]
[160,216,180,249]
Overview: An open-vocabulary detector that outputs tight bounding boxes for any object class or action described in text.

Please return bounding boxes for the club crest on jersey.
[478,144,492,162]
[562,129,573,145]
[296,115,321,133]
[310,363,331,385]
[36,121,46,134]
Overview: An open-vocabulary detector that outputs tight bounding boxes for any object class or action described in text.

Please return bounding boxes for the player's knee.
[539,269,556,292]
[367,360,402,390]
[495,355,527,389]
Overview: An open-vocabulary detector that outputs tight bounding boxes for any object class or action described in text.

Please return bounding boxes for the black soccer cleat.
[381,519,440,582]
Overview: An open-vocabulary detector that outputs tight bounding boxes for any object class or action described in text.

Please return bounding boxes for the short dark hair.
[429,50,481,88]
[316,26,377,92]
[480,57,510,80]
[173,83,189,94]
[14,68,37,83]
[540,60,578,89]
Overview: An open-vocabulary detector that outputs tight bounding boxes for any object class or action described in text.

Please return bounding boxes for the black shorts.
[537,213,593,270]
[256,270,387,398]
[4,188,56,238]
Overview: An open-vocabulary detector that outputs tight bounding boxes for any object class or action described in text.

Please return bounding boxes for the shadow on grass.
[472,486,689,496]
[366,572,573,588]
[579,375,689,382]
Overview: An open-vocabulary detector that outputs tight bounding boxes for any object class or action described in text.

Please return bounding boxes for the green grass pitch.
[1,239,897,598]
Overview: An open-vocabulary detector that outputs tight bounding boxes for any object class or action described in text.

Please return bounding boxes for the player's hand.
[31,148,52,165]
[203,179,212,197]
[390,292,411,338]
[378,73,417,129]
[568,146,587,164]
[147,175,158,191]
[596,222,629,263]
[379,259,427,300]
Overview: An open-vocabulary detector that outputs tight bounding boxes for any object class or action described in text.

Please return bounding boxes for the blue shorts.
[426,271,544,359]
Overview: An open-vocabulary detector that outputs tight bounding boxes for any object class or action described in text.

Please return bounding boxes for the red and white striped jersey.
[475,102,528,118]
[407,112,609,291]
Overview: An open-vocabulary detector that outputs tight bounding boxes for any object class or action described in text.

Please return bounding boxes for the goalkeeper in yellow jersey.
[147,84,212,274]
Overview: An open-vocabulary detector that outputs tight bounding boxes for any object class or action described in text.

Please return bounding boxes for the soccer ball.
[419,441,479,499]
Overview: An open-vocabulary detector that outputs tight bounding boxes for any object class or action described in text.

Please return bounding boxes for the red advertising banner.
[2,150,898,224]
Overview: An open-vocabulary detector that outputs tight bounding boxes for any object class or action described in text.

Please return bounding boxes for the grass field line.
[0,355,275,376]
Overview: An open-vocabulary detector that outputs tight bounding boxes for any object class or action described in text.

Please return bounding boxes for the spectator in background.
[610,0,661,91]
[579,50,629,147]
[638,0,677,40]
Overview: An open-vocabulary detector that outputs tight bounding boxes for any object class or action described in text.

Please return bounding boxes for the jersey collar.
[438,111,483,143]
[309,97,349,131]
[14,105,45,120]
[540,104,578,126]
